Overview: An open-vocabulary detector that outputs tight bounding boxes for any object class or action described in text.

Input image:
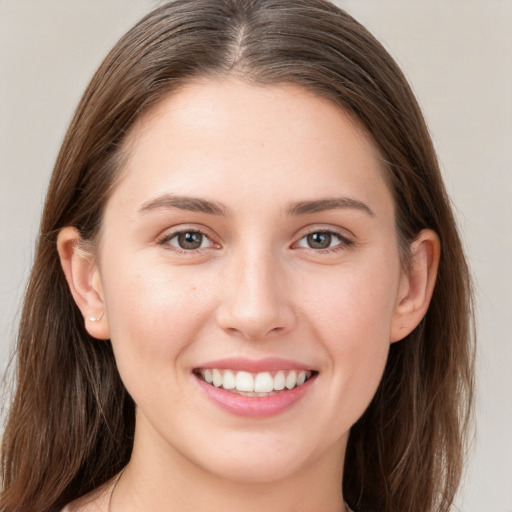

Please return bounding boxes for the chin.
[182,429,340,485]
[201,452,310,485]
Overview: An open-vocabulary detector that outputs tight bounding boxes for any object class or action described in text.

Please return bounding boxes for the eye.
[295,231,351,251]
[162,230,215,251]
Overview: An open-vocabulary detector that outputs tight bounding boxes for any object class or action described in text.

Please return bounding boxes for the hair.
[1,1,474,511]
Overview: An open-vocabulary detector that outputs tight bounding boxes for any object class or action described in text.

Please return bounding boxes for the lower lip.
[194,374,317,417]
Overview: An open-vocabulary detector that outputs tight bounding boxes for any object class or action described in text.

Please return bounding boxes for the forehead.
[127,78,380,162]
[110,78,393,217]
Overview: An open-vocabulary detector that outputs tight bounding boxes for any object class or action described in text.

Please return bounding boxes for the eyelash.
[157,228,218,254]
[294,230,354,253]
[157,228,353,254]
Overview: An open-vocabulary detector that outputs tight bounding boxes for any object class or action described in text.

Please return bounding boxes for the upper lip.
[194,357,315,373]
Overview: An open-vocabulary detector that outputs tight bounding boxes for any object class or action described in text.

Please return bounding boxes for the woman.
[0,1,474,511]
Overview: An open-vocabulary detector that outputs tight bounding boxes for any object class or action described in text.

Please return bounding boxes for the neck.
[111,417,348,512]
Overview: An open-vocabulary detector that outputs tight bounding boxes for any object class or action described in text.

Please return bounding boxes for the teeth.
[285,370,297,390]
[223,370,236,390]
[235,371,254,392]
[274,370,286,391]
[212,369,222,387]
[254,372,274,393]
[198,368,314,393]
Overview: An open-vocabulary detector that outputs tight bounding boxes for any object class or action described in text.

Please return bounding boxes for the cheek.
[301,258,399,412]
[100,258,214,392]
[303,257,400,344]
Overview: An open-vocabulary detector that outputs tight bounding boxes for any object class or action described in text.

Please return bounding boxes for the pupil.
[307,232,331,249]
[178,231,202,249]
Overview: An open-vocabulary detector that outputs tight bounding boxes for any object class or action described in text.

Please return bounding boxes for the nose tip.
[217,294,296,341]
[216,262,296,341]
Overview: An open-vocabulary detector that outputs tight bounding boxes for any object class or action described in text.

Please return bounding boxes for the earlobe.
[57,227,110,340]
[391,229,440,343]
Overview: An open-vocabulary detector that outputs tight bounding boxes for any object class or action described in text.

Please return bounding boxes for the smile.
[195,369,315,396]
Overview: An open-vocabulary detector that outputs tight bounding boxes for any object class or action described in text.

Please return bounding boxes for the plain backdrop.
[1,1,511,510]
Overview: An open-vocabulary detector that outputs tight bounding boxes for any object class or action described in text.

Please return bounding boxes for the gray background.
[1,1,511,510]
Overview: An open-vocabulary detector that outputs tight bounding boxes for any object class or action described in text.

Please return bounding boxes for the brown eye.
[178,231,203,249]
[295,230,352,252]
[165,230,213,251]
[306,232,332,249]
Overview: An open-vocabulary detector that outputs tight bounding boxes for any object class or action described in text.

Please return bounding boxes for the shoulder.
[60,480,113,512]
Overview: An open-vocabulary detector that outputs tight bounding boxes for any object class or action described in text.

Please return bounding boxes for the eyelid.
[156,224,221,252]
[291,225,355,251]
[155,223,354,254]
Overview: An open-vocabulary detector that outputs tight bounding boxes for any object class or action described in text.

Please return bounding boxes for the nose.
[216,249,297,341]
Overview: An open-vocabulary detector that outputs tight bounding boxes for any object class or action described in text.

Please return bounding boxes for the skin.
[58,78,440,512]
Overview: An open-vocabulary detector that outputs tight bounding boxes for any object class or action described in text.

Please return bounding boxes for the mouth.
[193,368,317,397]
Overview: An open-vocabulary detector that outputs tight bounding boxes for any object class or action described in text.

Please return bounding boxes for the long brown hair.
[1,1,474,511]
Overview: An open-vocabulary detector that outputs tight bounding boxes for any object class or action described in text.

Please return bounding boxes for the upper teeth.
[199,369,313,393]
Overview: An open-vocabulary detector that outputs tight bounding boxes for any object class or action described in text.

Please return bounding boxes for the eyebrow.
[138,194,374,218]
[287,197,375,217]
[139,194,230,216]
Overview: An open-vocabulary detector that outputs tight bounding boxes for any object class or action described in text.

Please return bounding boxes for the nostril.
[229,324,288,341]
[216,302,297,340]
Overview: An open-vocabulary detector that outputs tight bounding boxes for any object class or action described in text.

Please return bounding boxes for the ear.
[57,227,110,340]
[391,229,440,343]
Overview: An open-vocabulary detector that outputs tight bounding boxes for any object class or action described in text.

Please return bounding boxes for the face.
[93,79,408,483]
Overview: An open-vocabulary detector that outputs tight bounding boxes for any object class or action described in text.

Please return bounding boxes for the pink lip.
[195,357,314,373]
[192,358,318,418]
